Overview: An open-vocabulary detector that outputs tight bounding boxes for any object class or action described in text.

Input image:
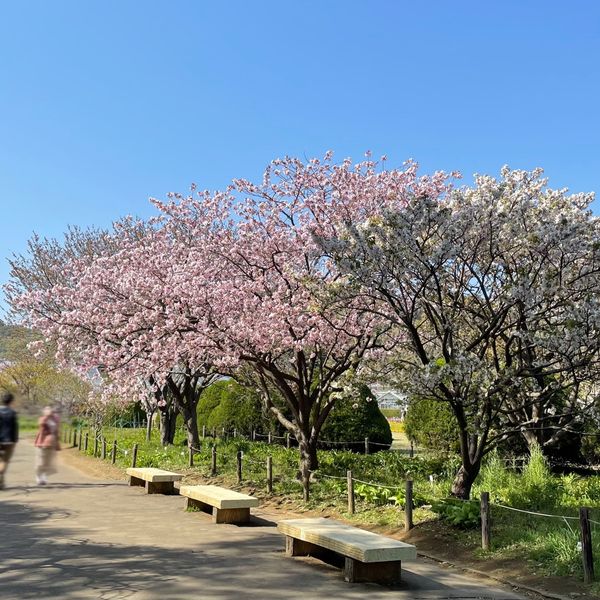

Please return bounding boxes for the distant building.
[370,383,408,417]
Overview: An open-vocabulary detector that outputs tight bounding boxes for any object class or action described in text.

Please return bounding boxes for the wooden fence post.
[364,437,369,455]
[579,507,595,583]
[237,450,243,483]
[267,456,273,494]
[405,479,413,532]
[409,440,414,458]
[481,491,491,550]
[211,445,217,476]
[189,447,194,467]
[347,470,355,514]
[111,440,117,464]
[73,429,77,448]
[131,443,138,468]
[93,435,98,457]
[78,429,83,451]
[268,432,272,445]
[84,432,89,452]
[101,438,107,460]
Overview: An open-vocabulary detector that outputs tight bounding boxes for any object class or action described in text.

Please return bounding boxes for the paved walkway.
[0,441,527,600]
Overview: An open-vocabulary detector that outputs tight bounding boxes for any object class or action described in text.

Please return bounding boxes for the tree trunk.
[451,462,481,499]
[298,434,318,502]
[145,408,155,441]
[160,407,177,446]
[181,402,201,450]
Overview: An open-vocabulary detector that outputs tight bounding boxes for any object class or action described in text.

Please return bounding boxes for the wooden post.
[202,425,206,439]
[84,432,89,452]
[252,429,256,442]
[73,429,77,448]
[268,432,272,444]
[409,440,414,458]
[286,433,291,449]
[131,443,138,468]
[481,491,490,550]
[211,444,217,476]
[267,456,273,494]
[78,429,83,450]
[93,435,98,457]
[111,440,117,464]
[237,450,243,483]
[364,437,369,455]
[579,507,595,583]
[102,438,107,460]
[405,479,413,532]
[347,470,355,514]
[188,447,194,467]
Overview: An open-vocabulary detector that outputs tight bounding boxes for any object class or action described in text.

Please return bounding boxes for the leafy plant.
[432,498,480,528]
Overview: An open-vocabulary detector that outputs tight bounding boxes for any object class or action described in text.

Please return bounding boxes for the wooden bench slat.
[278,518,416,563]
[180,485,259,509]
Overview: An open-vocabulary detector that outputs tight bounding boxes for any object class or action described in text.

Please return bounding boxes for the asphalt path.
[0,440,527,600]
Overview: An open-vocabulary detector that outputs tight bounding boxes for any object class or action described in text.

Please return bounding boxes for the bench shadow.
[243,514,277,528]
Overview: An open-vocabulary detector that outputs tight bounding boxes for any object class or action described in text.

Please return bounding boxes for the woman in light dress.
[34,406,60,485]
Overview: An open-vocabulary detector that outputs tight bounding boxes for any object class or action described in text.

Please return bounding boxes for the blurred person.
[0,391,18,490]
[34,406,60,485]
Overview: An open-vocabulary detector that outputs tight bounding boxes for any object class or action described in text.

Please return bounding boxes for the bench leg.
[129,476,145,488]
[186,497,212,515]
[285,536,321,557]
[344,558,402,584]
[213,506,250,524]
[146,481,176,495]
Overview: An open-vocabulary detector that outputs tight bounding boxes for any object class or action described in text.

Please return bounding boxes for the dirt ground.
[60,447,597,600]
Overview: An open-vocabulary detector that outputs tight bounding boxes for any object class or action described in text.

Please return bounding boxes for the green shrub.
[431,498,480,528]
[197,380,228,428]
[404,397,459,454]
[199,379,267,435]
[320,385,392,452]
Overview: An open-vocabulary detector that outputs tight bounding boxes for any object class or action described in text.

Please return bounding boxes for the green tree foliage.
[0,323,90,413]
[198,379,267,434]
[320,385,392,452]
[404,397,460,455]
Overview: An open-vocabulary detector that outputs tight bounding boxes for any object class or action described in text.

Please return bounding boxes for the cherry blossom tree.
[316,166,600,498]
[151,153,451,499]
[9,221,219,448]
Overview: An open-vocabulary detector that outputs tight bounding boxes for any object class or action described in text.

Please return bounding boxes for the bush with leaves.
[404,396,460,455]
[431,498,480,528]
[320,385,392,452]
[198,379,269,435]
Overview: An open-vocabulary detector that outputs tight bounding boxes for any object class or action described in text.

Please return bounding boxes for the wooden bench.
[278,517,417,584]
[126,467,183,495]
[179,484,259,524]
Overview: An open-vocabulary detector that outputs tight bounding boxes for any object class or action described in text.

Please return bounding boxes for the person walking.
[34,406,60,485]
[0,391,19,490]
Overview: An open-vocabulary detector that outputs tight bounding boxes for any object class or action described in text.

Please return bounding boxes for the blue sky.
[1,1,599,313]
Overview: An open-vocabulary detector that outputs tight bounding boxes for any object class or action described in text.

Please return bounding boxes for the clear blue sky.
[1,0,599,313]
